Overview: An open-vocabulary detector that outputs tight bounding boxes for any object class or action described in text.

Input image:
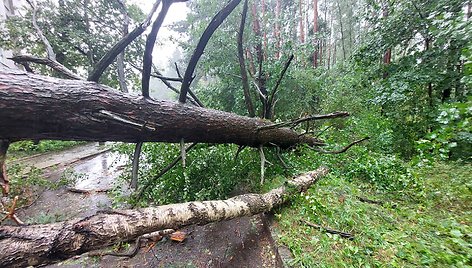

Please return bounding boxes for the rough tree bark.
[0,68,324,148]
[0,167,328,267]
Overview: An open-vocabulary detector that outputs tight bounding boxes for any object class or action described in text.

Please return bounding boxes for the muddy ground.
[6,143,291,268]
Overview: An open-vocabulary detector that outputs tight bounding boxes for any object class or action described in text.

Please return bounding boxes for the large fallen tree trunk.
[0,68,324,148]
[0,167,328,267]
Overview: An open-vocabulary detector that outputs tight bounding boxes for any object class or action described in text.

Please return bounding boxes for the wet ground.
[8,143,289,268]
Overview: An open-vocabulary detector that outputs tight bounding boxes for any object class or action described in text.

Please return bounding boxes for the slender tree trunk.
[313,0,318,67]
[382,2,391,78]
[0,69,323,148]
[116,0,129,93]
[425,37,434,107]
[275,0,281,59]
[0,168,329,268]
[238,0,256,117]
[251,3,269,119]
[299,0,305,43]
[467,1,471,19]
[336,0,346,61]
[261,0,267,53]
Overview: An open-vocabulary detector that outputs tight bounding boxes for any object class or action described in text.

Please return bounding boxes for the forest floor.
[4,144,471,267]
[5,143,284,268]
[271,162,471,267]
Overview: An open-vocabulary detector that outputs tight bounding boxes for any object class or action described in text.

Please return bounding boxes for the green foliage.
[275,162,471,267]
[114,143,287,205]
[8,140,85,158]
[416,97,472,163]
[0,0,145,87]
[7,164,78,204]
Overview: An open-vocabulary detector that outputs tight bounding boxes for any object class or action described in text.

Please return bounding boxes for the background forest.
[1,0,471,266]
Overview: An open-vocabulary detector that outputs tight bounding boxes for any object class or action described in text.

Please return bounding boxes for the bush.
[416,97,472,164]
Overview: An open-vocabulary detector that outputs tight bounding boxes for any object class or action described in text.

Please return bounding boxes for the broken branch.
[87,0,162,82]
[314,137,369,154]
[258,111,350,130]
[302,219,354,239]
[179,0,242,103]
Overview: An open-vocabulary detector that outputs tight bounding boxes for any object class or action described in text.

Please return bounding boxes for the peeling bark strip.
[0,167,328,267]
[0,69,323,148]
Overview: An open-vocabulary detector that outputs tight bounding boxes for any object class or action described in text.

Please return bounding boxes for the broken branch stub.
[0,167,328,267]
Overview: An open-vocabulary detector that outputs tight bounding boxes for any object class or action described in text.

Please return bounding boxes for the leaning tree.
[0,0,366,266]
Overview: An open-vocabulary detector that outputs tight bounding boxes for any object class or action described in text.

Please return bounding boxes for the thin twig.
[258,111,350,131]
[90,229,175,258]
[357,196,384,205]
[0,196,25,225]
[314,137,369,154]
[179,0,242,103]
[174,62,183,79]
[234,145,246,160]
[128,62,203,107]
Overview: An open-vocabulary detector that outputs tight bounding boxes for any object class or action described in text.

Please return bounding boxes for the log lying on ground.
[0,68,323,148]
[0,167,328,267]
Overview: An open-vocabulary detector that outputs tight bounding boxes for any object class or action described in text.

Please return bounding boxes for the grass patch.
[8,140,87,159]
[274,162,471,267]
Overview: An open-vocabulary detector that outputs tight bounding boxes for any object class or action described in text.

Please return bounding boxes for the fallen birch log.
[0,167,328,267]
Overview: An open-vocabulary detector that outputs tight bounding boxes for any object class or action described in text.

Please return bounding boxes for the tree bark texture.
[0,69,322,148]
[0,167,328,267]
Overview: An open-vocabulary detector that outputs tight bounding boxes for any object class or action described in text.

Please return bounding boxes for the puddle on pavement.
[73,151,127,191]
[17,150,129,223]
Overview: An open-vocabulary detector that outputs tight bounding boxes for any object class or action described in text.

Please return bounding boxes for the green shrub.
[416,97,472,164]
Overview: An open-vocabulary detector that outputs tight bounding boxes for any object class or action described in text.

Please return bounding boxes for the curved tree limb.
[137,142,198,200]
[17,1,82,80]
[0,167,328,267]
[141,0,173,98]
[128,62,202,106]
[87,0,162,82]
[269,54,294,116]
[9,55,83,80]
[179,0,242,103]
[26,0,56,61]
[314,137,370,154]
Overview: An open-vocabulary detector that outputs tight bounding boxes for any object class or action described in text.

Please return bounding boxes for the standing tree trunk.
[336,0,346,61]
[299,0,305,43]
[313,0,318,67]
[238,0,255,117]
[275,0,281,59]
